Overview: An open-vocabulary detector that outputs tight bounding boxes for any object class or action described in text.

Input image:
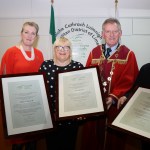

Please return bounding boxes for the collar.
[106,43,119,52]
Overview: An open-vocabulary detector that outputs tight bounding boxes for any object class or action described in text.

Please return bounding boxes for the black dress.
[39,59,84,150]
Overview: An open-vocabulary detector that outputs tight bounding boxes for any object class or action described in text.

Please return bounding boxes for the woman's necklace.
[20,45,35,61]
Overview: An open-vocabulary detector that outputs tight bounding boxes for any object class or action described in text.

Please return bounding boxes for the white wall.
[0,0,150,68]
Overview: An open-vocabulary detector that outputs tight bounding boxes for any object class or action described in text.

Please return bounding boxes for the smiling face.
[54,42,71,63]
[21,25,37,47]
[53,37,73,66]
[102,22,122,47]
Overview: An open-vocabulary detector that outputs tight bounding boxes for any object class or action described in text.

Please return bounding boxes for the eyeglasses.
[56,46,70,52]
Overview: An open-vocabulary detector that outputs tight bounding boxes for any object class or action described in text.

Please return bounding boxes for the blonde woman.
[0,21,44,150]
[1,21,44,75]
[39,37,83,150]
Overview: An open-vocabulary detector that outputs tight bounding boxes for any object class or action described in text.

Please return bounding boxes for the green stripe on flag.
[50,4,56,44]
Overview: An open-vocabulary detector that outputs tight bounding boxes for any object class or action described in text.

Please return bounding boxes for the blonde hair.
[53,37,72,49]
[53,37,72,61]
[21,22,39,36]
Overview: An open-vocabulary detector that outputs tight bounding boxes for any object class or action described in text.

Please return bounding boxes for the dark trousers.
[46,125,78,150]
[141,141,150,150]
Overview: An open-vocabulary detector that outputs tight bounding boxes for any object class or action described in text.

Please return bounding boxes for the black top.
[126,63,150,98]
[134,63,150,88]
[39,59,84,125]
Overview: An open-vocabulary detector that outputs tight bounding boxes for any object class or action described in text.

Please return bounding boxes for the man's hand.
[117,96,127,109]
[106,96,113,110]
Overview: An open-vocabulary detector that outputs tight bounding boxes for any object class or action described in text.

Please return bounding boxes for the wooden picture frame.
[111,87,150,141]
[0,72,54,138]
[55,66,106,120]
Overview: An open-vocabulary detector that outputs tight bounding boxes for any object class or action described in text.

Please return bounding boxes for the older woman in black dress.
[39,37,84,150]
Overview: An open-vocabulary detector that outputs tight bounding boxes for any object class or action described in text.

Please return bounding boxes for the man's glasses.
[56,46,70,52]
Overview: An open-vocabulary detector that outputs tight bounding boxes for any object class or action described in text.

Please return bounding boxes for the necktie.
[105,48,112,58]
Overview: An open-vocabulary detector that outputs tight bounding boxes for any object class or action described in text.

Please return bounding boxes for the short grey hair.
[102,18,121,31]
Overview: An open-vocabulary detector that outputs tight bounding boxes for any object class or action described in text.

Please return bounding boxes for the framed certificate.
[56,66,106,120]
[0,72,54,138]
[111,87,150,140]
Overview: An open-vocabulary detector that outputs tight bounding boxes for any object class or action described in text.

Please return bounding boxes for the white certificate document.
[112,87,150,139]
[58,67,105,118]
[9,80,46,128]
[1,74,53,136]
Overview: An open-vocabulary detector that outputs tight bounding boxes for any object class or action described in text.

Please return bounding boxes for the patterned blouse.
[39,59,84,125]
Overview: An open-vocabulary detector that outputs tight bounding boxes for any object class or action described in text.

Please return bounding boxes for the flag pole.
[49,0,56,59]
[115,0,118,19]
[50,0,56,44]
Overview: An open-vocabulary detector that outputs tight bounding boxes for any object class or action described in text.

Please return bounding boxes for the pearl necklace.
[20,45,35,61]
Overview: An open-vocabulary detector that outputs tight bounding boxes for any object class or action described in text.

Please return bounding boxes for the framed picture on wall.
[55,66,106,120]
[0,73,54,138]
